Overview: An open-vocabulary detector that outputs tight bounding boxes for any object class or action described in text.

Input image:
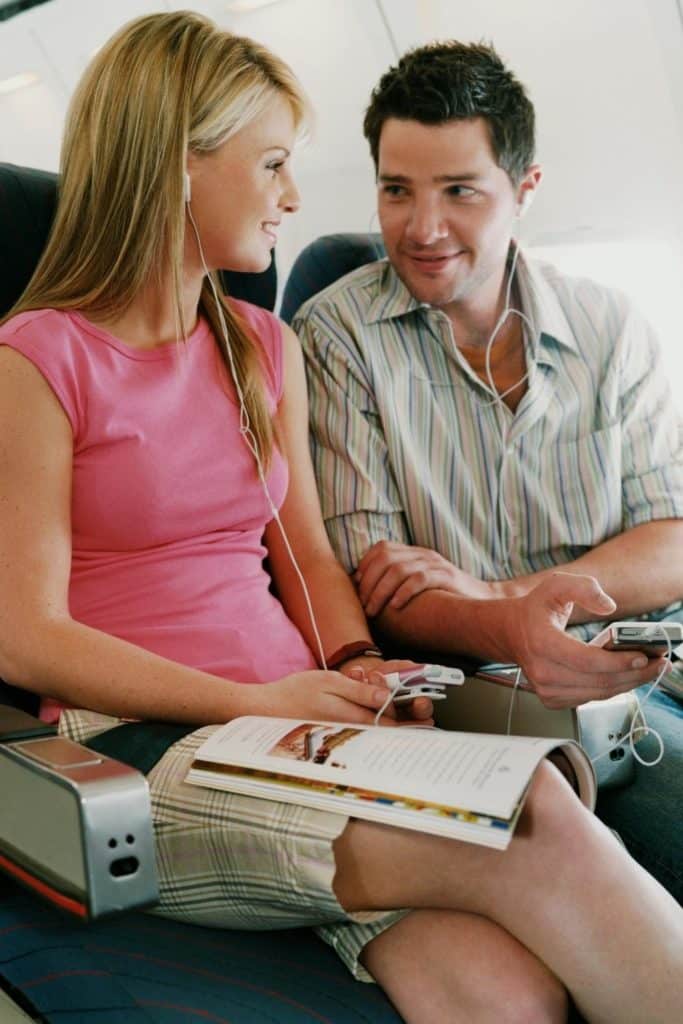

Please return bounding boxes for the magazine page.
[187,717,594,822]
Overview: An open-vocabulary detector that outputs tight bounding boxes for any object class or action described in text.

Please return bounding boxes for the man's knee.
[523,758,582,823]
[363,907,569,1024]
[496,970,568,1024]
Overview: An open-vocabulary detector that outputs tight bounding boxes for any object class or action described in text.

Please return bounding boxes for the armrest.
[0,703,158,919]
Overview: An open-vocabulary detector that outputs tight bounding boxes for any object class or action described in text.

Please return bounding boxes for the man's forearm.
[503,520,683,622]
[374,588,517,663]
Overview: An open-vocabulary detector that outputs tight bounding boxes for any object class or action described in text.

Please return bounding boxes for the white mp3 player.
[384,664,465,703]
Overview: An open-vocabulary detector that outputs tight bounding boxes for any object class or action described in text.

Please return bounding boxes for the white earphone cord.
[410,242,531,576]
[372,666,429,726]
[186,203,329,672]
[480,242,534,578]
[492,242,667,767]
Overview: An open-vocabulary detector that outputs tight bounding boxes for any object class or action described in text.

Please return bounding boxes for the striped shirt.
[294,248,683,636]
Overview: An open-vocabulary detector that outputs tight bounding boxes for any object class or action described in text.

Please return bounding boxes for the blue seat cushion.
[0,876,403,1023]
[279,233,385,324]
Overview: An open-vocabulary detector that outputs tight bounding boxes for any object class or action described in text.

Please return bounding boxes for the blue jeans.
[595,611,682,903]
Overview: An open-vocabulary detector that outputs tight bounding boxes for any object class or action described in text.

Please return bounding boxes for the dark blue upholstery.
[280,233,385,324]
[0,167,403,1023]
[0,877,402,1023]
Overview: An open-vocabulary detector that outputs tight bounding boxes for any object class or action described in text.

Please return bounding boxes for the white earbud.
[184,172,192,204]
[517,190,534,218]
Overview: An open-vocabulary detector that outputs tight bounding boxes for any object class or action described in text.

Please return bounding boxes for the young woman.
[0,12,680,1024]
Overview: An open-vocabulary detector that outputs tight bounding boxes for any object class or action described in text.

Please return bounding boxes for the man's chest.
[367,343,623,562]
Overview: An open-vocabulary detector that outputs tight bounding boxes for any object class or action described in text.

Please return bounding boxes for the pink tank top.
[0,303,316,721]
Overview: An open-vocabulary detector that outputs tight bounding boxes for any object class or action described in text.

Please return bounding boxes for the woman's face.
[186,94,300,275]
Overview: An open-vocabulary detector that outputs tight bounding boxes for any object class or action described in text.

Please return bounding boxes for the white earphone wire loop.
[481,241,529,410]
[589,626,670,770]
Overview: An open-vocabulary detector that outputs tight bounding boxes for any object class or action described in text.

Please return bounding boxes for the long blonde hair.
[6,10,309,463]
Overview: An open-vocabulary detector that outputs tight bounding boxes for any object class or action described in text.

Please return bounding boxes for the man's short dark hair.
[363,41,535,184]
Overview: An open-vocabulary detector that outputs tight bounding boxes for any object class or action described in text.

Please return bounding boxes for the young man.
[293,42,683,899]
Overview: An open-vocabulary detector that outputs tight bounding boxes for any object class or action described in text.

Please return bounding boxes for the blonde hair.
[6,10,309,463]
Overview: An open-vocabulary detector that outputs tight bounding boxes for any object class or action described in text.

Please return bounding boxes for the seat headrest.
[0,162,277,316]
[0,163,58,317]
[280,232,385,324]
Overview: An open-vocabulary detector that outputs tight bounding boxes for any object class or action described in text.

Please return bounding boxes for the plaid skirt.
[59,710,407,981]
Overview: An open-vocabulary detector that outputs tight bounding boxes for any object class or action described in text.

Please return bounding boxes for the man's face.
[377,117,523,316]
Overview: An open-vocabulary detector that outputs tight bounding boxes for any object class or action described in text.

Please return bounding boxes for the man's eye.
[382,184,406,197]
[447,185,476,198]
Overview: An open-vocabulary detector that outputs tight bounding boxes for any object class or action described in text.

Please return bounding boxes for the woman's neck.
[85,271,204,350]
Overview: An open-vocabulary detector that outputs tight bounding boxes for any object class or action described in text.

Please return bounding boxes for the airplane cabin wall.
[1,0,682,391]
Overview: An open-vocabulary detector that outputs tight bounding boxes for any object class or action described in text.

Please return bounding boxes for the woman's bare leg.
[333,761,683,1024]
[362,908,568,1024]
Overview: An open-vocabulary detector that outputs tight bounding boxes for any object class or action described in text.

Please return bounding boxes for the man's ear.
[516,164,543,217]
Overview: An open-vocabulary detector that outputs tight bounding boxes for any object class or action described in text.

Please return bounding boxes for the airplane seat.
[280,232,385,324]
[0,163,403,1023]
[0,165,57,717]
[0,677,39,714]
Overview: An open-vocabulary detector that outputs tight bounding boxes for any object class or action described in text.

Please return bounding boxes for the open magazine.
[186,717,596,850]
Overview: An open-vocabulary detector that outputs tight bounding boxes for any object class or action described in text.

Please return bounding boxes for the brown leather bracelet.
[325,641,384,670]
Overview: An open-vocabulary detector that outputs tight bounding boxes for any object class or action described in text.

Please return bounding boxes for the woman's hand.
[249,669,406,726]
[340,657,435,725]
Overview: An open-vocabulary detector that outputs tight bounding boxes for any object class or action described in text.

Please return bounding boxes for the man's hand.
[355,540,498,617]
[500,573,667,708]
[353,546,666,709]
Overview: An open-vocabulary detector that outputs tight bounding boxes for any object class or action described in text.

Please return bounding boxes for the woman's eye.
[267,161,284,174]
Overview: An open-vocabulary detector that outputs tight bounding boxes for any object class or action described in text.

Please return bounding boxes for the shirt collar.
[364,244,580,360]
[512,244,580,360]
[365,260,426,323]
